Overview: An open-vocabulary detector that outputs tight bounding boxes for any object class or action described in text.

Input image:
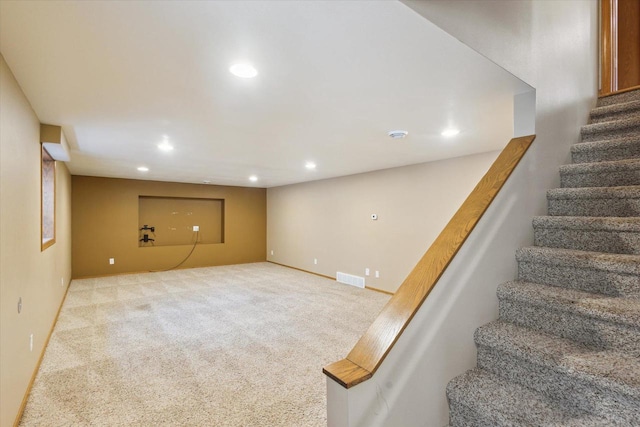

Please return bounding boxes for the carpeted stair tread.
[548,185,640,199]
[475,321,640,422]
[560,158,640,188]
[499,281,640,356]
[547,186,640,217]
[581,116,640,142]
[571,136,640,163]
[516,247,640,297]
[589,99,640,123]
[561,158,640,174]
[533,215,640,231]
[447,369,614,427]
[497,281,640,328]
[596,89,640,107]
[516,246,640,275]
[533,216,640,254]
[475,320,640,395]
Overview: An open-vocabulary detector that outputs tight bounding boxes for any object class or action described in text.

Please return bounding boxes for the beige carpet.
[20,262,389,426]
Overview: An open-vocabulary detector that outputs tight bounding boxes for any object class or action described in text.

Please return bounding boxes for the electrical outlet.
[270,250,274,256]
[29,334,33,352]
[375,270,380,278]
[365,268,370,276]
[109,258,115,265]
[314,258,318,265]
[193,225,199,231]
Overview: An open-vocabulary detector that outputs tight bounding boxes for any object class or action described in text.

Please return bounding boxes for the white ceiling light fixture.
[441,128,460,137]
[137,166,149,172]
[202,180,211,184]
[230,63,258,79]
[157,136,174,152]
[305,161,316,170]
[158,142,173,151]
[249,175,258,182]
[388,130,408,139]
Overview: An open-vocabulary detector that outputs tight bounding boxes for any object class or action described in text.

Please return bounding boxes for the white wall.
[267,151,500,293]
[327,1,598,426]
[0,55,73,426]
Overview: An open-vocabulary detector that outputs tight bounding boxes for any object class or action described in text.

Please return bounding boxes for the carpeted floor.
[20,262,390,426]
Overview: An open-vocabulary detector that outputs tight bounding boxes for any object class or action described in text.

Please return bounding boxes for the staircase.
[447,89,640,426]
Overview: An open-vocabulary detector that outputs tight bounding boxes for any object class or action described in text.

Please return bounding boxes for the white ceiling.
[0,0,531,188]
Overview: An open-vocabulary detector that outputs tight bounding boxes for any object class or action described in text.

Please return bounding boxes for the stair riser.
[590,108,640,124]
[517,261,640,298]
[533,228,640,254]
[582,126,639,143]
[499,299,640,356]
[572,144,640,163]
[548,198,640,217]
[477,346,640,422]
[560,169,640,188]
[448,403,504,427]
[597,90,640,107]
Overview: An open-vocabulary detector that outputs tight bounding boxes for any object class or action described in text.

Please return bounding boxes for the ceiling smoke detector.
[388,130,408,139]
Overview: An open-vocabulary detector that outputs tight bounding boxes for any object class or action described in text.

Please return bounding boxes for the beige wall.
[267,151,499,293]
[72,176,266,278]
[0,55,73,426]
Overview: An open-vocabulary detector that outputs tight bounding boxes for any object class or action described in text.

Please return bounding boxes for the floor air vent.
[336,272,365,288]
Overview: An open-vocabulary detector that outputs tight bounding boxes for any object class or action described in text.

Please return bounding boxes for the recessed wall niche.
[138,196,224,247]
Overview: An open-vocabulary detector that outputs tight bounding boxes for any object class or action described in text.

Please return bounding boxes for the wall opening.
[138,196,224,247]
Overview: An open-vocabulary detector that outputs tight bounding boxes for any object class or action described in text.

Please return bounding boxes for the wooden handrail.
[323,135,536,388]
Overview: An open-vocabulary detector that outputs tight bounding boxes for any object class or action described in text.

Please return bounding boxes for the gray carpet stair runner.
[447,88,640,426]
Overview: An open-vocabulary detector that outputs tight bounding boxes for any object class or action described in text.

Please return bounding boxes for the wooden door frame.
[600,0,617,96]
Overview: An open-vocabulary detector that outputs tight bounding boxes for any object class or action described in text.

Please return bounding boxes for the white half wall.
[327,1,599,426]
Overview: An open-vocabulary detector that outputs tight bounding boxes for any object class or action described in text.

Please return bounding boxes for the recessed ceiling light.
[305,161,317,170]
[249,175,258,182]
[203,180,211,184]
[137,166,149,172]
[441,128,460,137]
[158,140,173,152]
[230,63,258,78]
[388,130,408,139]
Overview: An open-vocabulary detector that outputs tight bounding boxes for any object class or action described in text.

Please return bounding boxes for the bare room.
[2,1,638,426]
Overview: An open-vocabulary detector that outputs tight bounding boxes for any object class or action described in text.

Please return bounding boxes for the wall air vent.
[336,272,365,289]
